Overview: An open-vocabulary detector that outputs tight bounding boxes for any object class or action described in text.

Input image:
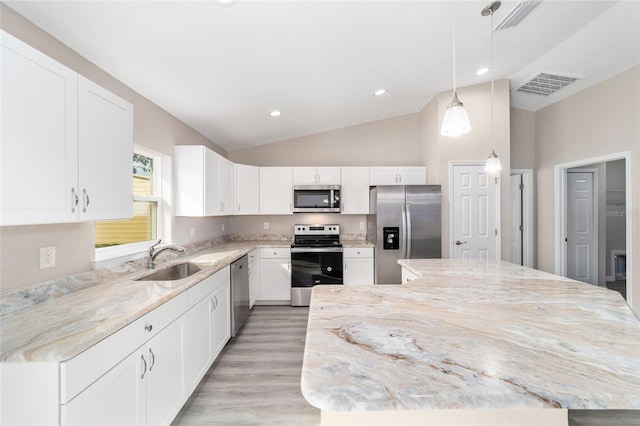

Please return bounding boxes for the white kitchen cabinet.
[185,267,230,394]
[340,167,370,214]
[369,167,427,186]
[175,145,234,216]
[235,164,260,214]
[259,167,293,215]
[219,157,235,215]
[62,315,186,426]
[248,250,259,308]
[258,248,291,303]
[344,247,374,286]
[77,76,133,221]
[1,31,133,226]
[293,167,341,185]
[401,268,418,284]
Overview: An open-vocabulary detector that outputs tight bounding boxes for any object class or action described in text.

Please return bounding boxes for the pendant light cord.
[452,2,457,93]
[490,8,494,149]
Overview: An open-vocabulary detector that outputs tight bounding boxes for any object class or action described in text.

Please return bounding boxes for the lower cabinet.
[61,316,186,426]
[258,248,291,303]
[401,267,418,284]
[343,247,374,286]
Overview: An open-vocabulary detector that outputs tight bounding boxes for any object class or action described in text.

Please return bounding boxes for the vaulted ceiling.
[4,1,639,151]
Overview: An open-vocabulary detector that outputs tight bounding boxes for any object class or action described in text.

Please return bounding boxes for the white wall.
[535,65,639,312]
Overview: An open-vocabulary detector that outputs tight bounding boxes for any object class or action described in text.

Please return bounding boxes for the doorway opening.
[554,152,632,304]
[510,169,534,267]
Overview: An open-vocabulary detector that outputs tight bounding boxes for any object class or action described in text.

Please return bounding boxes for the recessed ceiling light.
[476,67,489,76]
[214,0,239,6]
[374,89,387,96]
[269,110,282,117]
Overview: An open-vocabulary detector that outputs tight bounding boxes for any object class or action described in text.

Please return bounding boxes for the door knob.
[455,240,467,246]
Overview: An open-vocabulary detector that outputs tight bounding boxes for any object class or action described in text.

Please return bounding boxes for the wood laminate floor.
[173,306,638,426]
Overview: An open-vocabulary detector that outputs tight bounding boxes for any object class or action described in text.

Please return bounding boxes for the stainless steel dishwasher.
[230,255,250,337]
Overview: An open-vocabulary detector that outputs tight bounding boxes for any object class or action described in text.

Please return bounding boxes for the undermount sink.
[135,262,202,281]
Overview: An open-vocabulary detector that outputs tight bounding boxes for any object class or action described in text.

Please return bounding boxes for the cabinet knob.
[144,323,153,332]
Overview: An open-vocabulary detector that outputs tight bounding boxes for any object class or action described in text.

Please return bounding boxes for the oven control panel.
[294,224,340,235]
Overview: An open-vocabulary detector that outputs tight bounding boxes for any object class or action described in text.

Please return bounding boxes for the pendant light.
[440,2,471,137]
[483,1,502,174]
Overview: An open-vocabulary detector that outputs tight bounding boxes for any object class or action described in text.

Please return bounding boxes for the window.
[95,147,167,262]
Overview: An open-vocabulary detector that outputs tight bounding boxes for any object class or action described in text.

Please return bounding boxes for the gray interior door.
[567,171,597,285]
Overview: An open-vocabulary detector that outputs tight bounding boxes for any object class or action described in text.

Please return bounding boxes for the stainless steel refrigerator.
[368,185,441,284]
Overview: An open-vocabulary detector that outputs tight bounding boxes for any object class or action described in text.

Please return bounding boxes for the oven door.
[291,248,343,288]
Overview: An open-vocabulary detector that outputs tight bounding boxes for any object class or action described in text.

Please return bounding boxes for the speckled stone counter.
[301,259,640,425]
[0,240,290,362]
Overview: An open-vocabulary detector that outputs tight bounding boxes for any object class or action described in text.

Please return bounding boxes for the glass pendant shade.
[484,149,502,174]
[440,92,471,137]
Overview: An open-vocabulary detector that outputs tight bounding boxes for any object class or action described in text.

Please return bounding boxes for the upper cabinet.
[175,145,233,217]
[340,167,370,214]
[0,31,133,226]
[292,167,340,185]
[234,164,260,215]
[259,167,293,215]
[369,167,426,186]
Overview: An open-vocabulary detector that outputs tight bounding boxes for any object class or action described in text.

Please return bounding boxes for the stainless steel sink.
[135,262,202,281]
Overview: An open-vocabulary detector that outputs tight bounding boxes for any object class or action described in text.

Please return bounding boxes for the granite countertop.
[301,259,640,412]
[0,240,290,363]
[341,240,375,248]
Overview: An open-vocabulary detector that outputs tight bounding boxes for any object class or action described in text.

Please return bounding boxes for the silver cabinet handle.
[82,189,89,213]
[71,188,79,212]
[455,240,468,246]
[144,323,153,332]
[287,261,290,271]
[344,261,347,270]
[141,354,147,379]
[148,348,155,371]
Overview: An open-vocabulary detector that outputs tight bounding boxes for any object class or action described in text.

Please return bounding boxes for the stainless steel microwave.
[292,185,341,213]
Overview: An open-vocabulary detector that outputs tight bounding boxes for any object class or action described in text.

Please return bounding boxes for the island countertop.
[301,259,640,423]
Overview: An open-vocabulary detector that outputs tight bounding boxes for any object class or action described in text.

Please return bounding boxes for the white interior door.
[451,164,499,259]
[567,171,597,285]
[510,174,523,265]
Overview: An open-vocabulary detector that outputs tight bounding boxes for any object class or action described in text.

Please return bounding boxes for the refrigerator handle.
[406,203,412,259]
[401,204,408,259]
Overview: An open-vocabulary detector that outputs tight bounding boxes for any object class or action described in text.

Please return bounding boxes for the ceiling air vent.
[494,0,541,31]
[515,72,580,96]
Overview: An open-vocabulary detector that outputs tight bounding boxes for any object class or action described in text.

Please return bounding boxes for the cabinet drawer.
[60,291,188,404]
[187,266,230,307]
[260,248,290,259]
[343,247,373,258]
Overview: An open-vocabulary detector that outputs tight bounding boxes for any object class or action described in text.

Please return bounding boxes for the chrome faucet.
[148,239,185,269]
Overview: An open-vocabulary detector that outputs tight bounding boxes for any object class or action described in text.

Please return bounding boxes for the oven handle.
[290,247,344,253]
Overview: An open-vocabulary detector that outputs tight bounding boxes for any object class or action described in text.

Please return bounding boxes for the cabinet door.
[211,280,231,359]
[61,348,146,426]
[235,164,260,214]
[292,167,317,185]
[401,268,418,284]
[259,258,291,300]
[369,167,399,185]
[78,76,133,221]
[1,31,78,225]
[259,167,293,214]
[248,251,259,308]
[204,148,221,216]
[317,167,341,185]
[146,316,187,426]
[185,295,212,394]
[175,146,205,216]
[341,167,370,214]
[398,167,427,185]
[219,157,234,215]
[344,257,374,286]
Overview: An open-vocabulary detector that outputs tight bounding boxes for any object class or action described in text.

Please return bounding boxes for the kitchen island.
[300,259,640,426]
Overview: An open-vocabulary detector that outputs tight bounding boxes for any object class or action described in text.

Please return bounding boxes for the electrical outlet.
[360,221,365,230]
[264,222,269,230]
[222,223,225,232]
[40,246,55,269]
[190,227,195,238]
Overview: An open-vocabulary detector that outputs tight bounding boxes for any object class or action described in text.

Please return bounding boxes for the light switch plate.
[264,222,269,230]
[40,246,55,269]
